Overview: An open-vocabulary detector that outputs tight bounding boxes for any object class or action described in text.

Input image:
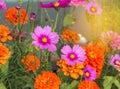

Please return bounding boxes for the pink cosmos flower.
[61,45,86,65]
[110,54,120,71]
[84,65,96,81]
[101,30,120,50]
[70,0,86,7]
[85,1,102,15]
[0,0,7,10]
[40,0,71,8]
[31,25,59,52]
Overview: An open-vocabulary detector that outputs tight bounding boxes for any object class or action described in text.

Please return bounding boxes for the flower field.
[0,0,120,89]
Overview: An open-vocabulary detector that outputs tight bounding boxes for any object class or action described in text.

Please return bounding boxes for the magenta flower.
[110,54,120,71]
[85,1,102,15]
[61,45,86,65]
[70,0,86,7]
[40,0,71,8]
[0,0,7,10]
[31,25,59,52]
[30,12,37,20]
[84,65,96,81]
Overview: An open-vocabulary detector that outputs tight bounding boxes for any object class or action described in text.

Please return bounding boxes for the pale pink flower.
[85,1,102,15]
[101,30,120,50]
[70,0,87,7]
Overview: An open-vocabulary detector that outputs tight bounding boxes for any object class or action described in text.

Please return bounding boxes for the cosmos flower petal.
[0,0,7,10]
[32,41,40,47]
[48,44,57,52]
[40,2,54,8]
[31,33,38,40]
[34,26,43,36]
[43,25,52,35]
[49,32,59,44]
[61,45,72,54]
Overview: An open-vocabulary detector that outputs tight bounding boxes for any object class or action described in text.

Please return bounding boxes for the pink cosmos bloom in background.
[0,0,7,10]
[31,25,59,52]
[61,45,86,65]
[70,0,86,7]
[110,54,120,72]
[101,30,120,50]
[84,65,96,81]
[40,0,71,8]
[85,1,102,15]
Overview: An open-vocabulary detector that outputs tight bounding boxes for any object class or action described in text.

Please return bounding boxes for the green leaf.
[103,76,114,89]
[63,14,76,27]
[70,80,79,89]
[60,83,69,89]
[114,80,120,89]
[0,62,8,74]
[0,83,7,89]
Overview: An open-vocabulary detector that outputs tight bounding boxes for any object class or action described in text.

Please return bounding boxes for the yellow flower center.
[42,37,47,43]
[91,7,97,12]
[54,2,60,7]
[88,51,96,59]
[85,72,90,77]
[70,54,75,59]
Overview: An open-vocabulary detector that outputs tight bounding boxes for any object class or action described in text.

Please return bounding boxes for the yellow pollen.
[42,37,47,43]
[85,72,90,77]
[54,2,60,7]
[70,54,75,59]
[91,7,97,12]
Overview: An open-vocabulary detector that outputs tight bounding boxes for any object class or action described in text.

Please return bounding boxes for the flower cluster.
[5,7,28,25]
[21,55,40,72]
[57,59,84,79]
[0,24,12,42]
[0,43,10,66]
[61,29,80,44]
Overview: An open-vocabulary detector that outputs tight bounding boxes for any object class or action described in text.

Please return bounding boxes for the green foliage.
[63,14,76,27]
[103,75,120,89]
[0,83,7,89]
[60,80,79,89]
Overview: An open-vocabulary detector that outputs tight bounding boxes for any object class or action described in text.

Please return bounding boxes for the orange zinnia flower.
[83,45,104,78]
[92,39,109,53]
[57,59,84,79]
[0,43,10,66]
[34,71,61,89]
[0,24,12,42]
[5,7,28,25]
[61,29,80,44]
[78,80,100,89]
[21,55,40,72]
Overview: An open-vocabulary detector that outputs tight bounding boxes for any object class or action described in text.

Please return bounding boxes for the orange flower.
[57,59,84,79]
[0,24,13,42]
[0,43,10,66]
[83,45,104,78]
[92,39,109,53]
[21,55,40,72]
[78,80,100,89]
[5,7,28,25]
[61,29,80,44]
[34,71,61,89]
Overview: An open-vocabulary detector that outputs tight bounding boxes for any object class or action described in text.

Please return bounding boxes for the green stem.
[52,11,59,32]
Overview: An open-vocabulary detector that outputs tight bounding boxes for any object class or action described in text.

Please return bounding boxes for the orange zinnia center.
[91,7,97,12]
[42,37,48,43]
[54,2,60,7]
